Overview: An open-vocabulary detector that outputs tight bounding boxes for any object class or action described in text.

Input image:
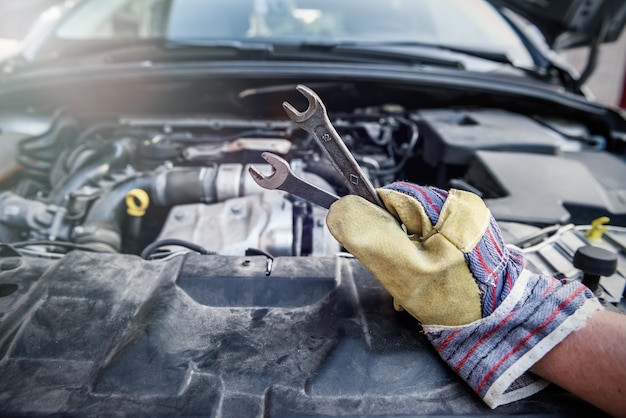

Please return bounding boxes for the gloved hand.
[326,182,602,408]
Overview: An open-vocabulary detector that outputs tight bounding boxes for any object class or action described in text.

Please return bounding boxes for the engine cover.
[0,251,608,416]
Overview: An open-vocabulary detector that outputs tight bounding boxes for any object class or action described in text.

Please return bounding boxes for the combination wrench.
[249,85,384,209]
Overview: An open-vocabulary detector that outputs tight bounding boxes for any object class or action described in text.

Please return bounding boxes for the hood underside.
[490,0,626,49]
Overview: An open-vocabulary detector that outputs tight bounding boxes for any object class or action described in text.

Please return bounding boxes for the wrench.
[249,152,339,209]
[282,85,384,208]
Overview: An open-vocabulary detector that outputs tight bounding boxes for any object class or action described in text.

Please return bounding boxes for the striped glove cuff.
[424,270,601,408]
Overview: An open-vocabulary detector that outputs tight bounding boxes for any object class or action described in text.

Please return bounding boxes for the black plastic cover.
[467,150,626,226]
[573,245,618,277]
[420,110,561,166]
[0,252,608,416]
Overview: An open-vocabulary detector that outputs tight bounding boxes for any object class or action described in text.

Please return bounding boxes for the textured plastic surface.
[420,110,561,166]
[466,151,626,226]
[0,252,608,416]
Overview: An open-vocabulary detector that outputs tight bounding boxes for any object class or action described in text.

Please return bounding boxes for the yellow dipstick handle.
[126,189,150,217]
[586,216,610,241]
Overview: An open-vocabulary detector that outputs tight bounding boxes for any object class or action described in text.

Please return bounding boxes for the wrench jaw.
[248,164,271,187]
[282,84,325,124]
[248,152,290,190]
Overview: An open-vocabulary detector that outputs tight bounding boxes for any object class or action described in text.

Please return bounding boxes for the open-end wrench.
[282,85,384,208]
[249,152,339,209]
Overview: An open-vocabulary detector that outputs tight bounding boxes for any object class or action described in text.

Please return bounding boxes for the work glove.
[326,181,602,408]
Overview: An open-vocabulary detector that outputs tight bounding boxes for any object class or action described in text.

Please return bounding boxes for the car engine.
[1,101,625,301]
[0,108,419,258]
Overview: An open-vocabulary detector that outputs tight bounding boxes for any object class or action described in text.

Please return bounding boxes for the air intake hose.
[73,164,262,252]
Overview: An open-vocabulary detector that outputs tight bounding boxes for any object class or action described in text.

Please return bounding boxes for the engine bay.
[1,83,626,416]
[1,96,625,307]
[2,103,625,260]
[1,108,419,257]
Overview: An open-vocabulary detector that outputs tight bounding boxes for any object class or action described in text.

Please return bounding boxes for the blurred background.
[1,0,625,108]
[561,27,626,109]
[0,0,62,57]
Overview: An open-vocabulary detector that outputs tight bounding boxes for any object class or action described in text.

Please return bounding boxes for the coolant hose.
[49,139,134,206]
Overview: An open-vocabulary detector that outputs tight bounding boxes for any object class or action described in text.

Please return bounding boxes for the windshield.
[53,0,533,66]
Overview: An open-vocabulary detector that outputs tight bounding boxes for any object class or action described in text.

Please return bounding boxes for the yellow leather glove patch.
[327,188,490,326]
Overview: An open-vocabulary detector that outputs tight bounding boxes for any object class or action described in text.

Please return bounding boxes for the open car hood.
[490,0,626,49]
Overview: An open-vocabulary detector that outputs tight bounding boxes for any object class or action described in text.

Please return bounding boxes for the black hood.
[490,0,626,49]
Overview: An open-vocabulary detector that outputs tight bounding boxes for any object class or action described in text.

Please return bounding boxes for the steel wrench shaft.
[283,85,384,208]
[276,170,339,209]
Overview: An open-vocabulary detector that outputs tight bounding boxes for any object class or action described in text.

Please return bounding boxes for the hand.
[326,182,523,326]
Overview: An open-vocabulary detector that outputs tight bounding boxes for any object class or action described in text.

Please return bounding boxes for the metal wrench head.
[248,152,339,209]
[248,152,290,190]
[282,84,326,123]
[281,85,385,209]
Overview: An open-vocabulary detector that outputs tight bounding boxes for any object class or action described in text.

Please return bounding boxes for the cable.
[140,238,216,260]
[373,116,419,176]
[9,240,109,253]
[7,240,109,258]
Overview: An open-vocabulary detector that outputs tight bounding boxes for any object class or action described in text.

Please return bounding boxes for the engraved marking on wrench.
[282,84,384,208]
